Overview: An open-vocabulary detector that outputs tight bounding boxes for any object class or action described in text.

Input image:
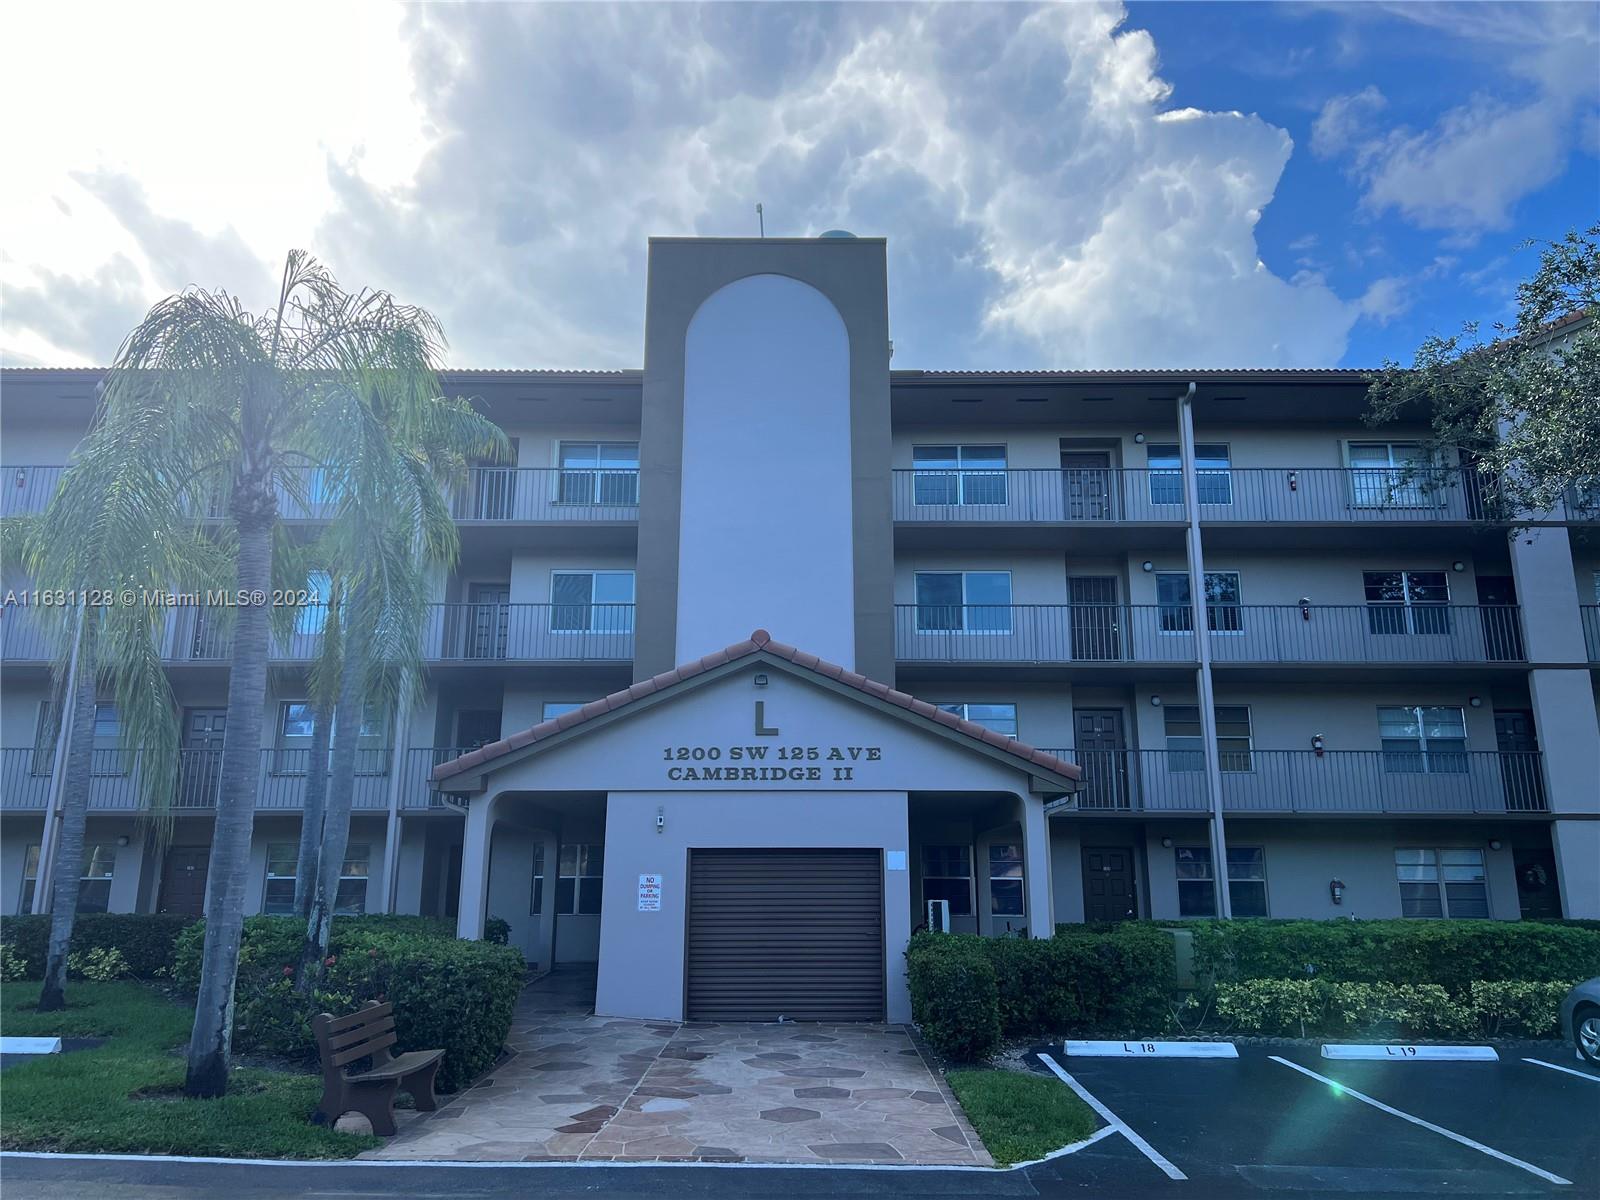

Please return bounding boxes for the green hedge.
[0,913,197,981]
[1215,978,1575,1038]
[1186,919,1600,990]
[174,916,524,1092]
[907,925,1175,1061]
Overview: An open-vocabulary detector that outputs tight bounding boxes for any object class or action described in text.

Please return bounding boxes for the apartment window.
[1148,443,1232,506]
[274,700,387,774]
[1379,706,1467,774]
[914,571,1013,633]
[912,445,1007,506]
[1165,705,1254,772]
[1364,570,1451,635]
[1348,442,1435,507]
[1156,571,1242,633]
[530,842,545,914]
[922,845,973,917]
[557,844,603,915]
[1175,846,1268,917]
[335,844,370,915]
[263,843,297,914]
[558,442,639,506]
[19,843,115,915]
[1395,848,1488,918]
[29,700,120,775]
[989,843,1024,916]
[936,703,1018,737]
[542,701,585,721]
[550,570,635,632]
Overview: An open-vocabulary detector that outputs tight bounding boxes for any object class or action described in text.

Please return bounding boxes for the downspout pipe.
[1177,382,1232,918]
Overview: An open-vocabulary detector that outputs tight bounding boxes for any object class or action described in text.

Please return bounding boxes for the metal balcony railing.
[3,602,638,665]
[1583,606,1600,663]
[399,747,475,809]
[1,747,392,811]
[4,464,642,525]
[450,468,639,522]
[1038,748,1548,814]
[1,466,65,517]
[890,466,1516,525]
[422,603,635,662]
[894,604,1526,665]
[893,468,1186,523]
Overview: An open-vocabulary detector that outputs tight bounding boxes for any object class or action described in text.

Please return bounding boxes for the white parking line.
[1037,1053,1188,1181]
[1523,1057,1600,1083]
[1269,1055,1572,1187]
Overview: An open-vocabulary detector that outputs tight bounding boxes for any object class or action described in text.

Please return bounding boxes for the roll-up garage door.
[686,848,884,1022]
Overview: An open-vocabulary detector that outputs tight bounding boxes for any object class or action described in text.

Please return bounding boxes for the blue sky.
[2,2,1595,371]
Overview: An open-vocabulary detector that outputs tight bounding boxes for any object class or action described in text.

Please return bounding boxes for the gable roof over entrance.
[432,628,1082,794]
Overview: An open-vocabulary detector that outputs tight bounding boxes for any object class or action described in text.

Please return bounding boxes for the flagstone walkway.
[363,967,990,1165]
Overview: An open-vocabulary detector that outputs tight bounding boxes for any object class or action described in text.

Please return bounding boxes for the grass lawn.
[947,1068,1099,1166]
[0,980,380,1158]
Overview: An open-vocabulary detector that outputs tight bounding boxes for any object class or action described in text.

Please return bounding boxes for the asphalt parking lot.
[1028,1039,1600,1198]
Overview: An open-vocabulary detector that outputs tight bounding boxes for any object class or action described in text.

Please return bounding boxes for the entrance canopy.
[432,628,1082,797]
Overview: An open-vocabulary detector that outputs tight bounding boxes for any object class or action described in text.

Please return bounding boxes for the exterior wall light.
[1452,561,1466,572]
[1141,560,1154,572]
[1311,734,1326,757]
[1469,695,1483,707]
[117,835,130,847]
[1150,695,1162,707]
[1329,878,1346,905]
[1133,433,1146,444]
[1488,838,1503,851]
[1160,836,1174,848]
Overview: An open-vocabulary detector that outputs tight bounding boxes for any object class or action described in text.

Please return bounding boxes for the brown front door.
[1069,576,1122,660]
[1082,846,1136,922]
[1494,709,1545,811]
[158,847,210,915]
[178,708,226,807]
[1075,708,1128,809]
[1513,848,1561,919]
[1061,450,1114,520]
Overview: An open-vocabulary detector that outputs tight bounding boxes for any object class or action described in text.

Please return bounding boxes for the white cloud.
[4,2,1373,368]
[1310,4,1598,235]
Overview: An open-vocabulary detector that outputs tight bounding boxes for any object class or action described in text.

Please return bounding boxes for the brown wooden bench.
[312,1000,444,1136]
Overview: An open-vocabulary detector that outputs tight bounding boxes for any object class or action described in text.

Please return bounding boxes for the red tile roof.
[432,629,1082,786]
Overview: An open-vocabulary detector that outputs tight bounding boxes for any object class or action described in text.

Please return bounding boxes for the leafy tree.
[78,251,466,1097]
[1366,224,1599,520]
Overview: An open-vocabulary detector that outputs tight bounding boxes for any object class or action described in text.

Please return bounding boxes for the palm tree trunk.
[298,605,367,990]
[184,484,275,1099]
[37,622,98,1012]
[291,702,331,918]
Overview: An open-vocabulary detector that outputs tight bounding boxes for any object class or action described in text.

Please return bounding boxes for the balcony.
[3,602,637,666]
[1,464,640,526]
[450,468,639,523]
[1040,748,1548,815]
[0,747,393,812]
[894,604,1526,667]
[891,466,1502,526]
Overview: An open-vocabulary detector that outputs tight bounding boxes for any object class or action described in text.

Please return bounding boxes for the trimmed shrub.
[175,915,524,1091]
[0,913,196,981]
[906,933,1002,1062]
[907,924,1176,1058]
[1186,919,1600,990]
[1214,978,1575,1038]
[1468,981,1571,1037]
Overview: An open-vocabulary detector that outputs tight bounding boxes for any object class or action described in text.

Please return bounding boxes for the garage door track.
[365,967,990,1165]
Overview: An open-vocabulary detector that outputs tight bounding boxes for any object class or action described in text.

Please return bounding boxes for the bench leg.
[402,1059,442,1113]
[350,1079,402,1137]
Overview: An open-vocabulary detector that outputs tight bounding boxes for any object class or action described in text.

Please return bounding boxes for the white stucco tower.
[634,235,895,680]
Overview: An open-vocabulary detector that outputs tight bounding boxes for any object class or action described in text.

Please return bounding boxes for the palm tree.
[17,399,225,1012]
[295,384,506,986]
[78,251,458,1097]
